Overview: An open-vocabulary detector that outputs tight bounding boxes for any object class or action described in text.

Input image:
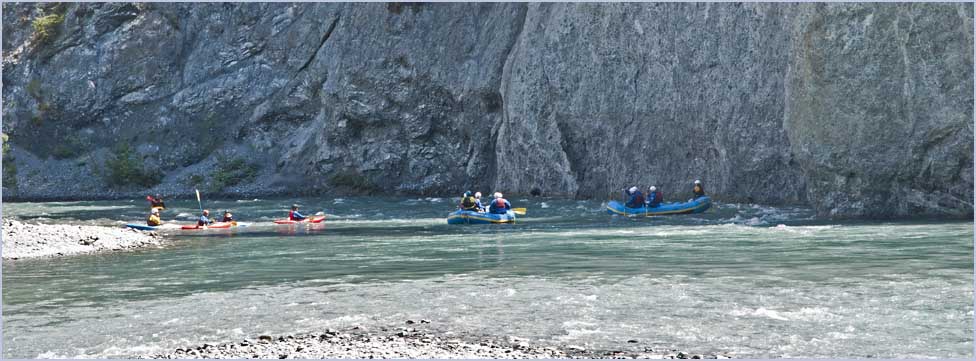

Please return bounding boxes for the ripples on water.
[2,197,973,358]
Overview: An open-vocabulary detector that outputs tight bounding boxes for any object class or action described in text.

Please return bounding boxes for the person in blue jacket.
[623,186,645,208]
[474,192,485,212]
[289,204,307,221]
[646,186,663,208]
[197,210,214,226]
[488,192,512,214]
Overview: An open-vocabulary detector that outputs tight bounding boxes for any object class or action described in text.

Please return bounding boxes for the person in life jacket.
[473,192,485,212]
[198,210,213,226]
[646,186,663,208]
[221,210,234,223]
[459,191,480,211]
[623,186,645,208]
[488,192,512,214]
[146,207,162,226]
[147,194,165,210]
[692,179,706,199]
[289,204,307,221]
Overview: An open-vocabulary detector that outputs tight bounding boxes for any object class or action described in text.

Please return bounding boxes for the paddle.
[193,188,209,227]
[194,189,204,214]
[512,207,527,216]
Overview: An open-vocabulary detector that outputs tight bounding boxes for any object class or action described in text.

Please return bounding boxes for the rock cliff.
[2,2,972,218]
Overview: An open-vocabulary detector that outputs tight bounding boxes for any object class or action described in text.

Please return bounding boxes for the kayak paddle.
[195,188,205,218]
[513,207,527,215]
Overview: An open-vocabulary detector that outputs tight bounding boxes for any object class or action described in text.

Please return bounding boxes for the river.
[2,196,972,358]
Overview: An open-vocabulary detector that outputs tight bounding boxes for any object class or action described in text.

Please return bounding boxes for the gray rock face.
[785,3,974,217]
[1,2,971,218]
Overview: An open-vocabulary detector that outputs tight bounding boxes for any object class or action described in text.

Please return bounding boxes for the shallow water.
[2,196,972,358]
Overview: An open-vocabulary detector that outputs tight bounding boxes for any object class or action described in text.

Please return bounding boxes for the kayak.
[607,196,712,217]
[447,210,516,224]
[273,215,326,224]
[125,223,158,231]
[180,221,246,230]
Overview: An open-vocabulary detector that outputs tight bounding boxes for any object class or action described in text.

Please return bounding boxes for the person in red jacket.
[289,204,307,221]
[646,186,663,207]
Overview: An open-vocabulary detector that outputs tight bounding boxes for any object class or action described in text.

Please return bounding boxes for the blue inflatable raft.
[447,210,516,224]
[125,223,158,231]
[607,196,712,217]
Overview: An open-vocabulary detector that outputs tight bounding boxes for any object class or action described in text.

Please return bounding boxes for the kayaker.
[623,186,645,208]
[289,204,307,221]
[146,208,162,226]
[221,210,234,223]
[474,192,485,212]
[147,194,165,210]
[488,192,512,214]
[458,191,480,211]
[197,210,213,226]
[692,179,706,199]
[646,186,663,208]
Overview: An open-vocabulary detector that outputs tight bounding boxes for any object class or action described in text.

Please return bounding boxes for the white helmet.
[694,180,701,185]
[474,192,482,198]
[629,186,638,193]
[494,192,503,199]
[649,186,657,192]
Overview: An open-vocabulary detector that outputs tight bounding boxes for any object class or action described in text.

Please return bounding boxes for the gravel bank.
[147,324,732,359]
[2,219,164,259]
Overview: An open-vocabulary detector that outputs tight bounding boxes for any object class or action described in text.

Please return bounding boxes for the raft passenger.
[692,180,706,199]
[147,208,162,226]
[624,186,645,208]
[459,191,480,211]
[488,192,512,215]
[221,210,234,223]
[646,186,663,208]
[289,204,307,221]
[474,192,485,212]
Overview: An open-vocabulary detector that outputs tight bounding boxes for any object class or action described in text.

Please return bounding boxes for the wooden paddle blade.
[513,208,527,215]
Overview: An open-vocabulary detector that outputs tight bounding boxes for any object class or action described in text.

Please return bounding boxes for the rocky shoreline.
[2,219,164,259]
[147,323,732,359]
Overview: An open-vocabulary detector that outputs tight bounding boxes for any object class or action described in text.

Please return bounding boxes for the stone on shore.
[2,219,164,259]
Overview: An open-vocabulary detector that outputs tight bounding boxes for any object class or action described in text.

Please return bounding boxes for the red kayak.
[273,215,326,224]
[181,222,236,230]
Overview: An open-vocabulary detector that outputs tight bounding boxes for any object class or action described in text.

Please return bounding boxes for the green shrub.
[2,133,16,189]
[26,79,42,99]
[51,145,73,159]
[51,134,84,159]
[209,157,258,191]
[328,169,378,192]
[104,142,161,188]
[188,174,204,187]
[32,13,64,45]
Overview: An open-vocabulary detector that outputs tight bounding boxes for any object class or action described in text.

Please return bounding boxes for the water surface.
[2,197,972,358]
